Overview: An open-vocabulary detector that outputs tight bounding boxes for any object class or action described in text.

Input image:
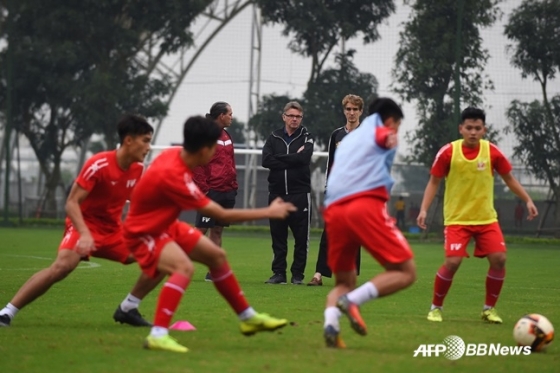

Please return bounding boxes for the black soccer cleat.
[113,306,152,327]
[0,314,12,327]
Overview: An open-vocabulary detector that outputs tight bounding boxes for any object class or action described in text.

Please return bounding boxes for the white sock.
[431,304,442,311]
[150,326,168,338]
[120,293,141,312]
[0,303,19,319]
[483,305,492,311]
[346,282,379,306]
[238,307,257,321]
[324,307,342,330]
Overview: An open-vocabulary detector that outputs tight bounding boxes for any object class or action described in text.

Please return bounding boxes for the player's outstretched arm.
[65,183,96,255]
[417,175,442,229]
[198,198,297,223]
[500,173,538,220]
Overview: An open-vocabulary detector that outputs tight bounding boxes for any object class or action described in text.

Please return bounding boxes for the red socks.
[432,265,455,307]
[432,266,505,308]
[485,268,505,307]
[210,262,250,314]
[153,262,251,328]
[154,273,190,328]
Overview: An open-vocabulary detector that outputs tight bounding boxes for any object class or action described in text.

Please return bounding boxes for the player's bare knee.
[172,260,195,278]
[444,258,462,273]
[183,267,195,278]
[405,268,417,286]
[489,253,506,269]
[208,247,227,267]
[49,261,76,281]
[402,261,417,286]
[333,274,354,289]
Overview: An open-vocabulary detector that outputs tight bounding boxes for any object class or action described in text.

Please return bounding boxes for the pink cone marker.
[170,321,196,331]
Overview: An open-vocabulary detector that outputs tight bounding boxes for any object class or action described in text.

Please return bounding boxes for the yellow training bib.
[444,140,497,225]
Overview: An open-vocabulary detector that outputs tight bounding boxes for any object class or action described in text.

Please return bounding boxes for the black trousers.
[268,192,311,280]
[314,226,361,278]
[396,210,405,229]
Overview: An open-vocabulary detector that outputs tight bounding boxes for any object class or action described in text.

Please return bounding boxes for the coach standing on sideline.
[262,101,314,285]
[192,102,238,282]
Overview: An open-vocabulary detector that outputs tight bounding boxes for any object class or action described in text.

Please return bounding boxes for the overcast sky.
[154,0,559,159]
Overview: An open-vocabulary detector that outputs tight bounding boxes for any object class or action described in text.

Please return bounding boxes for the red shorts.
[443,222,506,258]
[324,196,413,273]
[59,223,130,263]
[124,220,202,278]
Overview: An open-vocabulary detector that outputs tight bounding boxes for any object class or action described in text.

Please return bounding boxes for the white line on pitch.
[0,254,101,270]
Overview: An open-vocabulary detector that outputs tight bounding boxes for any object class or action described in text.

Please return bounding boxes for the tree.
[228,118,246,145]
[256,0,395,85]
[392,0,500,166]
[0,0,210,216]
[506,98,560,190]
[504,0,560,232]
[249,53,378,149]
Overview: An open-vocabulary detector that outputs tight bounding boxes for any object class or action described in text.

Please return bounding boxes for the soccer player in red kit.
[322,98,416,348]
[0,114,161,328]
[123,115,296,353]
[417,107,538,323]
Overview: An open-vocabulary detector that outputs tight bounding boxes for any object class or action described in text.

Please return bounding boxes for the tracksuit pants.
[268,192,311,280]
[313,227,361,278]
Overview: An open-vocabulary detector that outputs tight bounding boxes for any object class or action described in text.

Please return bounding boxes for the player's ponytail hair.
[206,102,230,120]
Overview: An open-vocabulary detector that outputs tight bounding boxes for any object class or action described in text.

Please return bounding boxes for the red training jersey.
[71,150,144,235]
[430,142,512,178]
[192,129,238,193]
[124,148,211,236]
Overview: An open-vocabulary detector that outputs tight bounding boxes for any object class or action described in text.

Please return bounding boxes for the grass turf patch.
[0,228,558,373]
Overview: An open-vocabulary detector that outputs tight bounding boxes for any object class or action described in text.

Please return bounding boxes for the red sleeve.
[430,144,452,178]
[191,165,209,194]
[374,126,394,149]
[490,143,512,175]
[75,154,108,192]
[164,171,211,210]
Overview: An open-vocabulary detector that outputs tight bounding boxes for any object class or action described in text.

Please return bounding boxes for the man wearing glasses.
[262,101,314,285]
[307,94,364,286]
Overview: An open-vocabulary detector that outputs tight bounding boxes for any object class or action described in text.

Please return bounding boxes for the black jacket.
[261,126,314,195]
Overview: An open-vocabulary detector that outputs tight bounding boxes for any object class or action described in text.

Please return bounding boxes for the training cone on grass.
[170,321,196,331]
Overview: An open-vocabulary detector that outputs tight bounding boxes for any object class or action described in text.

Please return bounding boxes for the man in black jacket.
[262,101,314,285]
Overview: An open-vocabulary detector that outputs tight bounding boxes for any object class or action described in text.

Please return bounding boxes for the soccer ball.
[513,314,554,352]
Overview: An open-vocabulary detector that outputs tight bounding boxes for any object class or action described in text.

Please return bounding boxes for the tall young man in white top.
[308,94,363,286]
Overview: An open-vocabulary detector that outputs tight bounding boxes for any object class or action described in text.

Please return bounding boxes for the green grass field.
[0,227,558,373]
